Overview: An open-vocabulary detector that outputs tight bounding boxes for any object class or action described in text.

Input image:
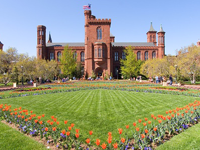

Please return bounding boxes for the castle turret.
[146,22,157,46]
[157,24,165,58]
[47,32,52,43]
[0,41,3,51]
[37,25,46,59]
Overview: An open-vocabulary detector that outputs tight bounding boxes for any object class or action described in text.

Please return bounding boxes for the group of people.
[149,75,173,85]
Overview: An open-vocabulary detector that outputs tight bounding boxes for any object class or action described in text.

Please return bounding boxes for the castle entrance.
[95,67,103,77]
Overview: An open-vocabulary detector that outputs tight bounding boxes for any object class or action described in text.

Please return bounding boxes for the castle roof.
[48,32,52,43]
[46,42,155,47]
[149,22,156,32]
[112,42,155,47]
[158,24,165,32]
[0,41,3,45]
[46,43,85,47]
[110,33,115,37]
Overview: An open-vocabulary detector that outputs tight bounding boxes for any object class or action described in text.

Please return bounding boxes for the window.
[57,52,61,62]
[145,51,148,60]
[97,27,102,40]
[81,66,84,75]
[114,52,118,61]
[122,52,126,60]
[137,51,141,60]
[73,51,77,61]
[81,52,85,62]
[153,35,155,41]
[50,52,54,60]
[98,48,102,57]
[42,31,44,35]
[94,49,97,58]
[150,35,152,42]
[152,51,156,59]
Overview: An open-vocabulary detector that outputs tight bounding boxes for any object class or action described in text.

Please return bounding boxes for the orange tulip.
[50,122,54,125]
[163,117,166,120]
[154,117,157,120]
[118,128,122,134]
[191,111,194,114]
[95,139,100,146]
[42,114,45,117]
[133,122,136,126]
[25,119,28,122]
[86,138,90,144]
[151,114,154,118]
[68,126,72,131]
[45,127,48,131]
[143,123,146,126]
[64,120,68,124]
[177,113,180,116]
[113,143,118,149]
[30,111,33,113]
[66,132,70,136]
[145,118,148,121]
[108,132,112,136]
[138,119,142,123]
[39,121,43,124]
[125,125,129,129]
[47,120,50,123]
[141,134,145,138]
[148,121,151,124]
[166,111,168,114]
[76,129,79,133]
[61,130,66,134]
[107,137,112,144]
[89,131,93,135]
[71,123,75,127]
[169,110,172,113]
[145,129,148,134]
[181,113,184,117]
[136,127,139,132]
[171,114,175,117]
[51,116,54,119]
[75,133,79,138]
[101,143,107,149]
[56,121,60,125]
[185,110,188,113]
[153,127,157,131]
[53,118,57,122]
[158,120,162,123]
[121,138,125,143]
[52,127,56,131]
[38,116,41,120]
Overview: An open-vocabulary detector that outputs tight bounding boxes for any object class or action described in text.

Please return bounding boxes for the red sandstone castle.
[37,10,166,78]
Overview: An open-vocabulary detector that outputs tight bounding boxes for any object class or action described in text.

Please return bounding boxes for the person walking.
[169,75,173,85]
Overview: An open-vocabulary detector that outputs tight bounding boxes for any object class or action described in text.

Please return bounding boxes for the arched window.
[122,51,126,60]
[152,51,156,59]
[102,48,105,58]
[50,52,54,60]
[145,51,148,60]
[57,52,61,62]
[98,48,102,57]
[97,27,102,40]
[114,52,118,61]
[81,52,85,62]
[94,48,97,58]
[73,51,77,61]
[137,51,141,60]
[150,35,152,42]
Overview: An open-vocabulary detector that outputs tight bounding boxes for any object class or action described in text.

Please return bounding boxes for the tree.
[60,45,77,78]
[177,44,200,83]
[0,48,18,85]
[120,46,141,79]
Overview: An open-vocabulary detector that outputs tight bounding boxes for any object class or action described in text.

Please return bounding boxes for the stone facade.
[37,10,166,78]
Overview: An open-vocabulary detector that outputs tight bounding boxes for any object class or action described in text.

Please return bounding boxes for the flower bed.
[1,100,200,149]
[13,87,51,92]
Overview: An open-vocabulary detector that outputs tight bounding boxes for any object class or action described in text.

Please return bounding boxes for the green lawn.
[0,89,199,143]
[157,123,200,150]
[0,121,47,150]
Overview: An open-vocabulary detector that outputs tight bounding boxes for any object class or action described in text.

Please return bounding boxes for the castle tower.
[47,32,52,43]
[0,41,3,51]
[84,10,112,76]
[37,25,46,59]
[197,40,200,47]
[157,24,165,58]
[146,22,157,46]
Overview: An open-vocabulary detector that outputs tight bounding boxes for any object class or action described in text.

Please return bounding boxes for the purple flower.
[60,133,66,138]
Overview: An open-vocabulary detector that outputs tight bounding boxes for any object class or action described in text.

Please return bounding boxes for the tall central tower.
[84,10,112,76]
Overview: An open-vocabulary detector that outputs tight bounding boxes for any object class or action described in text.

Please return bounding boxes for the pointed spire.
[159,24,164,32]
[149,22,156,32]
[48,32,52,43]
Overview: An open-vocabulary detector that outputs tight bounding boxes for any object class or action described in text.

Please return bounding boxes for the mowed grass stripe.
[1,89,199,143]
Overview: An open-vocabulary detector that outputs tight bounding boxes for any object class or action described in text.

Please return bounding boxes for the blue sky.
[0,0,199,57]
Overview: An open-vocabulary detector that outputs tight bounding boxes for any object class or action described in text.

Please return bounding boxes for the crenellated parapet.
[88,18,111,25]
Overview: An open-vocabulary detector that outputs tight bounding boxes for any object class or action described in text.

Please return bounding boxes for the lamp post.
[174,65,178,84]
[21,66,24,86]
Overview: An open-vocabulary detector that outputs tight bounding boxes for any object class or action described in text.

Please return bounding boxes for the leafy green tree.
[60,45,77,78]
[120,46,140,79]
